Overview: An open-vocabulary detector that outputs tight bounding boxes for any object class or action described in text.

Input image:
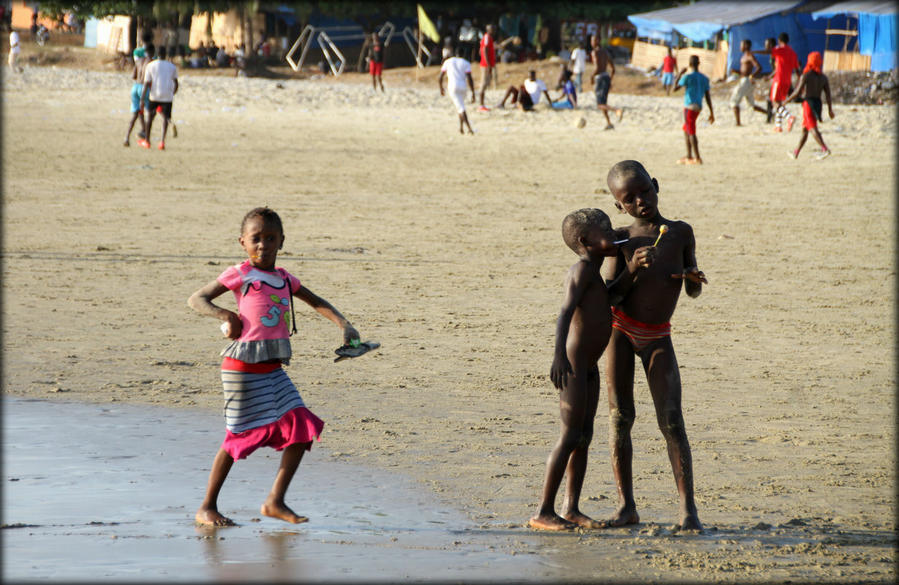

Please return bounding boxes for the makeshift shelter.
[812,1,897,71]
[627,1,826,78]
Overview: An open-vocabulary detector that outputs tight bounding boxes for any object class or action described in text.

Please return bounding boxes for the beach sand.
[2,60,895,582]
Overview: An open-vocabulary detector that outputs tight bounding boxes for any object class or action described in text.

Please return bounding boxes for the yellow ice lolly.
[653,224,668,247]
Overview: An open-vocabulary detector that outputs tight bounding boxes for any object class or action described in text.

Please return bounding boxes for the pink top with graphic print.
[218,260,301,342]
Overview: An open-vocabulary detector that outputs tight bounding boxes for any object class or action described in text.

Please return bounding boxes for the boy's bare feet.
[261,497,309,524]
[676,157,692,165]
[195,507,236,527]
[562,511,603,529]
[598,506,639,528]
[617,108,624,122]
[675,513,703,532]
[686,157,702,165]
[528,513,577,531]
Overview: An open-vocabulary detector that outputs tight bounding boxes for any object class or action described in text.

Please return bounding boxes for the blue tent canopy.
[628,1,828,75]
[628,1,803,43]
[812,1,897,70]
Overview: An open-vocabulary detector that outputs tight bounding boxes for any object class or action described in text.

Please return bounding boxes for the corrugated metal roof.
[811,1,897,17]
[628,1,804,26]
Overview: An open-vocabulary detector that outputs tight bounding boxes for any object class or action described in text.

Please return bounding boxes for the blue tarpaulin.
[627,1,828,74]
[812,1,897,70]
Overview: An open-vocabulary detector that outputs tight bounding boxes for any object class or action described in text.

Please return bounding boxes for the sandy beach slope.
[2,63,895,581]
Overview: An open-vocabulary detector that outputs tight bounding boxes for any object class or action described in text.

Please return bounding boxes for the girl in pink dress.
[189,207,361,526]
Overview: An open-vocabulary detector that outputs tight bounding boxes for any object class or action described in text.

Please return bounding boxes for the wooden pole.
[416,28,423,80]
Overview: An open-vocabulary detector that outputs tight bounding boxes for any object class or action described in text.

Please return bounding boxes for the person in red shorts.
[755,32,801,133]
[673,55,714,165]
[477,24,496,111]
[785,51,834,160]
[367,32,385,92]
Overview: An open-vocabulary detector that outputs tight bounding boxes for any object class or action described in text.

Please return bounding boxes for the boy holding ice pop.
[600,160,707,531]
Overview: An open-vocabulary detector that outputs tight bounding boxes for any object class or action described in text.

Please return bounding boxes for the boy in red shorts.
[367,33,384,92]
[785,51,834,160]
[673,55,714,165]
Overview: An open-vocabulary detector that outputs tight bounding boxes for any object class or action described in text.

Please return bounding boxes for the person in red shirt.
[478,24,496,111]
[660,46,677,96]
[755,32,801,132]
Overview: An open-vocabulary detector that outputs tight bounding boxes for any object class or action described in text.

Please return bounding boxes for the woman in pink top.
[189,207,361,527]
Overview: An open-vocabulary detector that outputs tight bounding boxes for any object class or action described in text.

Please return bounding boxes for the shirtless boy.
[785,51,834,160]
[529,208,619,531]
[728,40,767,126]
[600,160,707,532]
[590,35,624,129]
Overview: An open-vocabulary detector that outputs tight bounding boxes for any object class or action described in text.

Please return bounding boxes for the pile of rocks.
[828,69,898,105]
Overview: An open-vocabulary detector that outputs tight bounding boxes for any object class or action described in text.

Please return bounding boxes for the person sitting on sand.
[529,208,620,531]
[599,160,707,532]
[495,69,553,111]
[190,207,363,527]
[672,55,714,165]
[552,68,577,109]
[785,51,834,160]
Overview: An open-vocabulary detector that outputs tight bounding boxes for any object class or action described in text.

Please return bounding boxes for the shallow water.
[2,397,545,582]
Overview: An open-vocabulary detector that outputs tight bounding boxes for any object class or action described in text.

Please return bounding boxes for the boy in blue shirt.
[673,55,714,165]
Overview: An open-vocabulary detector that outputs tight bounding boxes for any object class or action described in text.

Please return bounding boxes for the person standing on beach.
[8,28,22,72]
[660,46,677,96]
[190,207,362,527]
[785,51,834,160]
[477,24,496,111]
[529,208,619,531]
[727,39,767,126]
[569,41,587,93]
[590,35,624,129]
[439,45,476,134]
[673,55,714,165]
[141,45,178,150]
[366,32,385,92]
[600,159,706,532]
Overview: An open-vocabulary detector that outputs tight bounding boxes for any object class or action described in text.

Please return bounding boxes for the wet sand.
[2,64,896,582]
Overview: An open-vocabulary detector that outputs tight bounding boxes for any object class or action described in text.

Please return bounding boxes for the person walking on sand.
[477,24,496,111]
[590,35,624,129]
[439,45,476,134]
[141,45,178,150]
[600,160,707,532]
[727,39,768,126]
[124,42,153,147]
[569,41,587,93]
[190,207,362,527]
[530,208,620,531]
[754,32,800,133]
[785,51,834,160]
[673,55,714,165]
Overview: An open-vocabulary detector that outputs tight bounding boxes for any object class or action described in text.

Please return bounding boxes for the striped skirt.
[220,368,324,460]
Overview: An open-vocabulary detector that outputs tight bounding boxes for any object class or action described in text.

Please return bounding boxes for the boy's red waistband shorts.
[369,61,383,76]
[682,108,700,135]
[802,100,818,130]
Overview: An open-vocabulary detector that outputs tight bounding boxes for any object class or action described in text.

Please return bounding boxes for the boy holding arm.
[600,160,707,531]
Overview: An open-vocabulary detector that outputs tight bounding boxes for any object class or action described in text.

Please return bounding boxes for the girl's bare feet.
[528,512,577,531]
[261,497,308,524]
[195,507,235,527]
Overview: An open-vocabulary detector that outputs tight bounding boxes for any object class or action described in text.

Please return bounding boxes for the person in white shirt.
[141,45,179,150]
[496,70,554,111]
[438,45,476,134]
[8,30,22,72]
[569,41,587,92]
